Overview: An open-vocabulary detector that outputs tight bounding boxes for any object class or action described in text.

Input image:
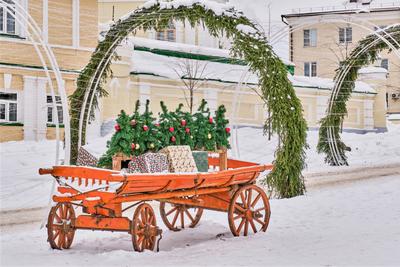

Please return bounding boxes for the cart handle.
[39,168,53,175]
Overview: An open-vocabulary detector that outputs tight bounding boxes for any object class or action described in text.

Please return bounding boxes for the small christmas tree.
[159,101,181,146]
[193,99,216,151]
[214,105,231,149]
[129,100,146,156]
[141,99,163,152]
[98,110,133,168]
[173,103,195,149]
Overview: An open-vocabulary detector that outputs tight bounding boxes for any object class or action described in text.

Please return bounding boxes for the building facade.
[282,1,400,118]
[0,0,97,142]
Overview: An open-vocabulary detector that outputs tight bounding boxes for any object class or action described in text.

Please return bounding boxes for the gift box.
[192,151,209,172]
[77,147,99,167]
[128,152,169,173]
[159,146,198,173]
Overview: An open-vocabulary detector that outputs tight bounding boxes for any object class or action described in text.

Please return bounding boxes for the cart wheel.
[159,201,203,231]
[47,202,76,249]
[131,203,158,252]
[228,185,271,237]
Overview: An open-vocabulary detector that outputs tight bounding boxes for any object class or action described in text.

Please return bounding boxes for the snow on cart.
[39,158,272,252]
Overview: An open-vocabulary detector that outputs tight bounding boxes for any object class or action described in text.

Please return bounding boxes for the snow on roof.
[130,37,295,66]
[358,66,388,74]
[289,75,376,94]
[131,47,376,94]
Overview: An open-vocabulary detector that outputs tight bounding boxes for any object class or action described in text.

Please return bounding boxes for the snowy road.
[1,175,399,267]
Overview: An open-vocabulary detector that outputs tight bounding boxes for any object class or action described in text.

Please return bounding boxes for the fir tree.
[159,101,181,146]
[174,103,195,149]
[141,100,163,152]
[98,110,133,168]
[193,99,216,151]
[214,105,231,149]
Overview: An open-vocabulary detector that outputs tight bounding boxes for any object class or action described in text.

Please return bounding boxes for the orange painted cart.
[39,158,273,252]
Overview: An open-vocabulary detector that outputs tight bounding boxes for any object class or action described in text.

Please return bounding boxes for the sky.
[228,0,400,60]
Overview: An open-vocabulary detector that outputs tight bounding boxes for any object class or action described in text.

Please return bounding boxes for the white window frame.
[0,0,16,35]
[304,62,317,77]
[339,27,352,44]
[303,29,317,47]
[156,21,176,42]
[47,95,63,124]
[0,91,18,123]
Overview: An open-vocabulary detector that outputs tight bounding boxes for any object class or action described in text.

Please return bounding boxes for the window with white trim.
[156,22,176,42]
[47,96,63,124]
[0,92,18,122]
[381,58,389,71]
[0,0,16,35]
[303,29,317,47]
[304,62,317,77]
[339,27,352,44]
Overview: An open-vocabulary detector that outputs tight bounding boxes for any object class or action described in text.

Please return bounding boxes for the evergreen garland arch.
[317,24,400,166]
[70,0,308,198]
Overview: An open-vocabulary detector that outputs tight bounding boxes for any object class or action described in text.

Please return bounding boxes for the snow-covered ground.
[1,174,400,266]
[1,123,399,212]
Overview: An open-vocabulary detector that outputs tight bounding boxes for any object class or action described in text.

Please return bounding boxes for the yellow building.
[0,0,98,142]
[282,0,400,122]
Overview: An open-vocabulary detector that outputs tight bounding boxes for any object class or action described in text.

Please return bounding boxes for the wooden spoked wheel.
[131,203,159,252]
[47,202,76,249]
[228,185,271,236]
[159,201,203,231]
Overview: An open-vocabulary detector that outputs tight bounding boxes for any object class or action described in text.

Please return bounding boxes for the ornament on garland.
[171,136,176,143]
[208,117,213,123]
[169,127,175,133]
[131,143,136,150]
[143,125,149,131]
[149,143,155,149]
[181,119,187,126]
[135,144,140,150]
[225,127,231,133]
[130,119,137,127]
[185,128,190,134]
[115,124,121,132]
[207,133,212,140]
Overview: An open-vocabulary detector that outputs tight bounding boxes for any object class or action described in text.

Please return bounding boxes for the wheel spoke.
[240,192,247,208]
[251,193,262,208]
[249,218,257,233]
[247,189,252,208]
[171,209,180,228]
[184,209,195,223]
[53,212,62,223]
[53,229,60,240]
[57,232,64,248]
[233,214,244,220]
[234,204,246,213]
[254,217,265,226]
[244,220,249,236]
[254,207,265,213]
[237,218,245,233]
[144,208,149,223]
[180,210,185,228]
[166,206,178,216]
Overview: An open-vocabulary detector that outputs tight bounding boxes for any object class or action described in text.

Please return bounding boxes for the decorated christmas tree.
[214,105,231,149]
[193,99,216,151]
[173,103,195,149]
[98,110,133,168]
[158,101,181,146]
[141,100,163,152]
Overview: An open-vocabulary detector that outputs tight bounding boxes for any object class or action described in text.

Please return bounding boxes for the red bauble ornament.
[131,143,136,150]
[209,117,213,123]
[143,125,149,131]
[115,124,121,132]
[225,127,231,133]
[185,127,190,134]
[181,119,187,126]
[130,119,137,126]
[169,127,175,133]
[171,136,176,142]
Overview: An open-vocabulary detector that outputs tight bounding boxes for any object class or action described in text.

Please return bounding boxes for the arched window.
[0,0,15,35]
[156,21,176,42]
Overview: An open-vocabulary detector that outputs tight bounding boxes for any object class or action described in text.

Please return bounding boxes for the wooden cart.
[39,158,273,252]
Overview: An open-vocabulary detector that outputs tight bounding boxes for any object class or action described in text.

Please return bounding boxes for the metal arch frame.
[270,16,400,166]
[1,0,68,164]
